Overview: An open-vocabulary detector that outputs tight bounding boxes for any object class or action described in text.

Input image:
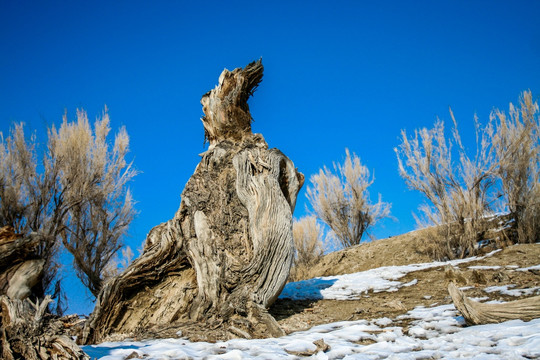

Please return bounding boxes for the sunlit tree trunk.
[82,60,304,344]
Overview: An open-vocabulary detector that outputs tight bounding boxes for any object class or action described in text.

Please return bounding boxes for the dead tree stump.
[0,227,44,301]
[0,227,88,359]
[82,60,304,344]
[1,295,89,360]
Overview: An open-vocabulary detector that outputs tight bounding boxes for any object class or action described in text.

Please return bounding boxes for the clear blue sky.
[1,1,539,314]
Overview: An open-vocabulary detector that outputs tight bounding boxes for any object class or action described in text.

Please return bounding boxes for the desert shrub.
[0,123,61,299]
[307,149,391,248]
[395,112,496,259]
[290,216,325,281]
[491,90,540,244]
[396,90,539,259]
[0,108,136,299]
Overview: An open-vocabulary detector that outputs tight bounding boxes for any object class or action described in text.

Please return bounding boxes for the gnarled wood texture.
[0,227,87,359]
[0,227,44,301]
[82,60,304,344]
[1,295,89,360]
[448,282,540,325]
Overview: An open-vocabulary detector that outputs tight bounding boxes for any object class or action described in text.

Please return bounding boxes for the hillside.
[84,228,540,359]
[296,227,439,280]
[271,228,540,335]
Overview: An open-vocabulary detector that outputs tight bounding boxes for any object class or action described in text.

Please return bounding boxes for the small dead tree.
[81,60,304,344]
[491,90,540,244]
[306,149,390,248]
[395,113,497,259]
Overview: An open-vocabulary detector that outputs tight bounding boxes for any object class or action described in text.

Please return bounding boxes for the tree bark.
[0,227,87,359]
[0,227,44,301]
[448,282,540,325]
[1,295,89,360]
[82,60,304,344]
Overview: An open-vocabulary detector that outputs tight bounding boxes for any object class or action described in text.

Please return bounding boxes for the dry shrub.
[395,113,496,259]
[0,108,136,299]
[50,109,137,296]
[492,90,540,244]
[306,149,391,249]
[396,90,539,259]
[290,216,324,281]
[0,123,61,299]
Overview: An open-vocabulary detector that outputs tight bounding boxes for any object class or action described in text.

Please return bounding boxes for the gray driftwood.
[448,282,540,325]
[81,60,304,344]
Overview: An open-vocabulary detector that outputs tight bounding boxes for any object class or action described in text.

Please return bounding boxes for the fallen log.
[448,282,540,325]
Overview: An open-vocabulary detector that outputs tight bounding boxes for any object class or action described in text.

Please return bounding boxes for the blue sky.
[1,1,539,314]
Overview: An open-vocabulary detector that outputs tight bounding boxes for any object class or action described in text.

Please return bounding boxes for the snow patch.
[84,306,540,360]
[484,284,540,297]
[280,251,500,301]
[517,264,540,272]
[468,265,501,270]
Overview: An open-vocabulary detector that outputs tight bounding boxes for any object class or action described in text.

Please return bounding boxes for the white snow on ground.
[467,265,501,270]
[484,284,540,297]
[83,250,540,359]
[279,250,500,301]
[84,306,540,359]
[517,264,540,272]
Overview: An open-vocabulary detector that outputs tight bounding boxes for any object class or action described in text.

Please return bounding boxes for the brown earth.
[269,229,540,335]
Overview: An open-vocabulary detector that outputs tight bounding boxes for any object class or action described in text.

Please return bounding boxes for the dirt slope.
[270,229,540,335]
[300,227,438,280]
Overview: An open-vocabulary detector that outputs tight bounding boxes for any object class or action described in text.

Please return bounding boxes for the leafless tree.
[307,149,391,248]
[49,109,136,296]
[0,108,136,299]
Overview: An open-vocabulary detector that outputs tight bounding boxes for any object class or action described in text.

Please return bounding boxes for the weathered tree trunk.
[82,60,304,344]
[0,227,44,301]
[1,295,89,360]
[0,227,87,359]
[448,282,540,325]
